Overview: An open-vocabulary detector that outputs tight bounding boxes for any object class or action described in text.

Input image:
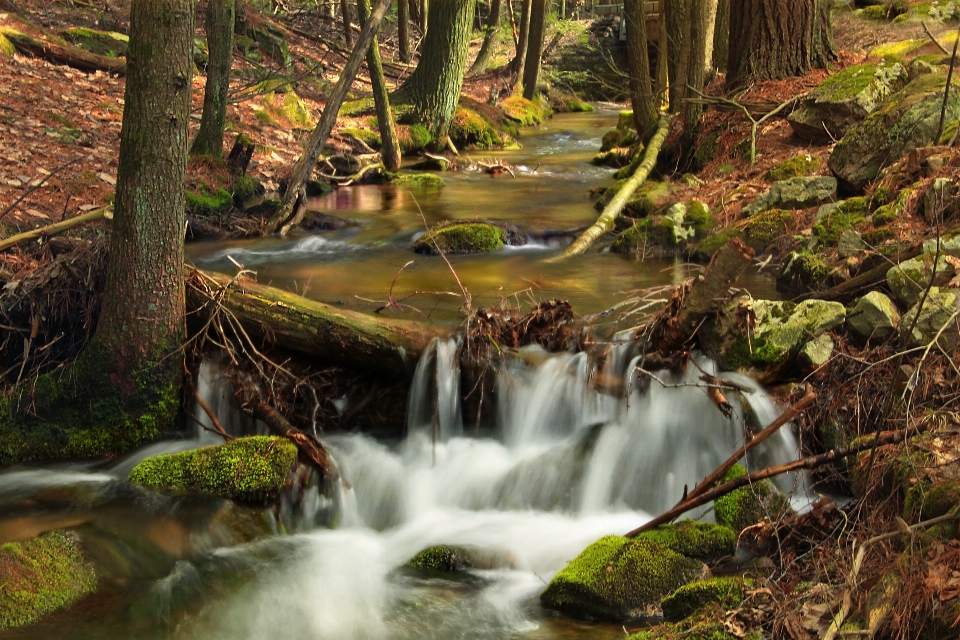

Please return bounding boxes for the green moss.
[0,530,97,631]
[500,95,546,126]
[634,521,736,563]
[869,38,926,58]
[407,545,474,572]
[249,24,291,66]
[862,227,896,245]
[128,436,298,502]
[691,228,742,261]
[61,27,129,57]
[413,222,504,254]
[556,94,594,112]
[903,479,960,526]
[339,98,376,117]
[450,106,503,149]
[540,535,707,621]
[714,464,789,532]
[694,130,720,168]
[598,180,671,217]
[815,63,882,103]
[388,172,446,188]
[766,154,821,181]
[686,200,717,238]
[341,127,382,149]
[872,203,899,226]
[719,335,787,371]
[397,123,433,154]
[814,199,868,245]
[186,188,233,216]
[660,577,746,622]
[232,176,262,205]
[742,209,793,251]
[0,33,15,57]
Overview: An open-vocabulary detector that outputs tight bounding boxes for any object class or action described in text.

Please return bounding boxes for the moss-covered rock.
[128,436,298,503]
[389,172,446,188]
[847,291,901,342]
[714,464,792,533]
[903,479,960,538]
[686,200,717,238]
[232,175,264,206]
[450,106,504,149]
[766,154,822,181]
[500,95,546,126]
[61,27,129,57]
[341,127,382,149]
[901,287,960,348]
[186,187,233,216]
[554,94,594,112]
[406,544,514,572]
[777,251,832,297]
[691,228,742,262]
[611,216,680,254]
[633,521,736,564]
[413,222,506,254]
[0,33,15,57]
[886,253,957,305]
[813,196,869,245]
[248,23,291,67]
[742,177,837,217]
[741,209,794,252]
[540,535,708,621]
[660,576,746,623]
[255,90,313,129]
[596,180,672,217]
[829,72,960,191]
[397,123,433,154]
[0,530,97,631]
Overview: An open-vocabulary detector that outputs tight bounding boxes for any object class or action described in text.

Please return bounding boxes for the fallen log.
[0,207,111,252]
[188,269,449,380]
[1,28,126,74]
[553,113,672,259]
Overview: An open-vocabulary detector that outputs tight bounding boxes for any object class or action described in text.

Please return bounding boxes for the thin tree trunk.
[341,0,353,45]
[681,0,709,152]
[358,0,402,171]
[192,0,235,157]
[468,0,503,76]
[398,0,477,147]
[665,0,686,112]
[702,0,719,78]
[554,115,672,259]
[713,0,729,71]
[268,0,392,234]
[398,0,411,63]
[626,0,657,141]
[420,0,428,33]
[521,0,549,100]
[513,0,531,84]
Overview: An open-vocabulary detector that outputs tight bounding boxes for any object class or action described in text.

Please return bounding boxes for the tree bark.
[420,0,429,33]
[192,0,235,157]
[398,0,477,146]
[702,0,719,78]
[398,0,411,63]
[521,0,549,100]
[513,0,531,83]
[713,0,729,71]
[727,0,836,90]
[358,0,402,171]
[341,0,354,45]
[267,0,392,234]
[665,0,686,111]
[626,0,657,141]
[468,0,503,76]
[681,0,709,151]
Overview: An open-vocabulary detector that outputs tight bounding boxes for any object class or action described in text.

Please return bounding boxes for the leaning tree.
[726,0,835,89]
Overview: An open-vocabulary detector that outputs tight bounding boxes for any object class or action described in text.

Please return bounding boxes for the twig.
[192,387,232,440]
[922,20,951,56]
[0,207,111,252]
[0,156,85,223]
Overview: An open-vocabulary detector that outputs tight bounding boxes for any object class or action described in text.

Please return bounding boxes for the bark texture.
[513,0,531,83]
[398,0,411,63]
[713,0,729,71]
[341,0,354,45]
[727,0,836,89]
[626,0,657,140]
[468,0,502,76]
[192,0,235,156]
[358,0,402,171]
[665,0,686,111]
[681,0,709,151]
[399,0,477,144]
[521,0,549,100]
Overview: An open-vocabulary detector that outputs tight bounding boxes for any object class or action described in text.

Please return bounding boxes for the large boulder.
[412,222,511,254]
[742,177,837,217]
[829,73,960,191]
[0,530,97,631]
[128,436,299,503]
[886,253,957,306]
[540,536,708,621]
[789,61,908,143]
[846,291,901,342]
[901,287,960,348]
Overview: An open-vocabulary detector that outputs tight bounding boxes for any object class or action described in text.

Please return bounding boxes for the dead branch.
[248,396,340,481]
[1,28,126,74]
[0,207,111,253]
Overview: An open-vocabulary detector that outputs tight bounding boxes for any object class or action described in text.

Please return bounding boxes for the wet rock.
[413,221,513,254]
[742,177,837,217]
[406,544,515,572]
[451,105,505,150]
[0,530,97,631]
[389,172,446,188]
[540,535,708,621]
[829,73,960,191]
[128,436,299,503]
[886,253,956,306]
[901,287,960,348]
[788,61,908,143]
[659,576,746,623]
[847,291,901,342]
[631,520,736,564]
[409,156,450,171]
[714,464,792,533]
[798,333,835,373]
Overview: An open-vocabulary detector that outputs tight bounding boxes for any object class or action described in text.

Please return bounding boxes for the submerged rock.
[659,576,746,623]
[847,291,901,342]
[714,464,792,533]
[742,177,837,217]
[406,544,515,573]
[412,222,509,254]
[540,535,708,621]
[0,530,97,631]
[128,436,299,503]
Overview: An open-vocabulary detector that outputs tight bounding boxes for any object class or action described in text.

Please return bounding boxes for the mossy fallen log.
[0,28,126,74]
[188,269,449,379]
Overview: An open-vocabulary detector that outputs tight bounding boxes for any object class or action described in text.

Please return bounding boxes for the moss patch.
[388,172,446,188]
[186,187,233,216]
[814,197,869,245]
[341,127,382,149]
[633,520,736,563]
[450,106,504,149]
[766,154,821,181]
[500,95,546,126]
[691,228,742,261]
[714,464,790,533]
[742,209,794,252]
[0,33,15,57]
[660,576,746,623]
[0,530,97,631]
[540,535,707,621]
[397,123,433,154]
[61,27,128,57]
[687,200,717,239]
[413,222,505,254]
[128,436,298,503]
[232,175,263,206]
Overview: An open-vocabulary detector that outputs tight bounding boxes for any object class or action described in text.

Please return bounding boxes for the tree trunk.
[192,0,235,157]
[398,0,411,63]
[341,0,354,45]
[268,0,392,234]
[665,0,686,112]
[727,0,836,90]
[468,0,503,76]
[358,0,402,171]
[420,0,429,33]
[681,0,709,152]
[625,0,657,141]
[521,0,549,100]
[513,0,531,83]
[702,0,719,78]
[399,0,477,146]
[713,0,729,72]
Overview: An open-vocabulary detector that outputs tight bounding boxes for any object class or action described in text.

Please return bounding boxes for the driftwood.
[188,269,448,380]
[2,29,126,74]
[0,207,110,252]
[554,113,672,259]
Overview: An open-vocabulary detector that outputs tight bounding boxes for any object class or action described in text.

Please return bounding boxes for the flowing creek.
[1,113,803,639]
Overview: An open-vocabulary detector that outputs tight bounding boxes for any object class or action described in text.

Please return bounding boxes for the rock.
[714,464,792,533]
[0,530,97,631]
[451,105,505,150]
[232,175,264,207]
[872,189,912,227]
[922,233,960,257]
[413,222,507,254]
[255,90,313,129]
[777,251,831,297]
[410,156,450,171]
[886,253,956,306]
[798,333,835,373]
[766,154,822,180]
[659,576,746,623]
[837,229,867,257]
[742,177,838,217]
[128,436,299,503]
[754,298,845,352]
[389,172,446,188]
[901,287,960,348]
[813,196,869,245]
[788,62,908,143]
[540,536,709,621]
[61,27,129,57]
[596,180,672,217]
[500,95,546,127]
[631,520,736,564]
[847,291,901,342]
[829,73,960,191]
[903,480,960,538]
[406,545,515,572]
[248,24,291,66]
[923,177,958,222]
[186,188,233,216]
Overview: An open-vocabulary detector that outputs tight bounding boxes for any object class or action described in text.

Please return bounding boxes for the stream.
[0,113,802,640]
